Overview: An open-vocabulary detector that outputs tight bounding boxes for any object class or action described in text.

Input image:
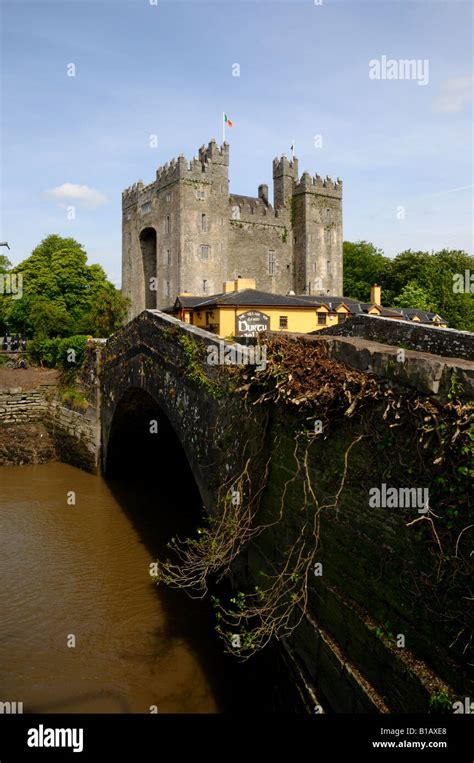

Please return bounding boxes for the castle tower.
[122,139,230,317]
[272,155,298,209]
[292,172,343,296]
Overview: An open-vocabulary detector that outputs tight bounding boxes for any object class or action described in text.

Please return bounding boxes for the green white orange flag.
[223,112,234,142]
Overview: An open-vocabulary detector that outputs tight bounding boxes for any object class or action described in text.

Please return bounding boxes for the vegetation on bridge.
[151,335,472,704]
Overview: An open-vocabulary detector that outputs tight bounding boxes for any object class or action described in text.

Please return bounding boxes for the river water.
[0,462,243,713]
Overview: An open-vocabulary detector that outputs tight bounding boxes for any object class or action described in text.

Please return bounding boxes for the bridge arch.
[100,312,258,527]
[104,385,203,508]
[139,227,157,309]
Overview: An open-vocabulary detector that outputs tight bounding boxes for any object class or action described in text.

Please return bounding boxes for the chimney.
[234,277,256,292]
[258,184,269,205]
[370,284,381,305]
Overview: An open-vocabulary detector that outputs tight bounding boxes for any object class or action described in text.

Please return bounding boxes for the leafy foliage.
[3,234,128,339]
[29,335,89,369]
[344,242,474,331]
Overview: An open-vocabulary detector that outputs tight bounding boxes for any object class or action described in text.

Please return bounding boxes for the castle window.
[231,205,241,220]
[165,249,171,266]
[268,250,276,276]
[196,190,205,200]
[312,262,317,272]
[201,245,210,260]
[325,208,331,223]
[317,312,327,325]
[165,215,171,233]
[202,279,208,293]
[201,213,207,232]
[165,280,170,297]
[324,228,331,245]
[166,192,171,202]
[279,315,288,329]
[140,202,152,214]
[128,233,132,246]
[326,260,332,275]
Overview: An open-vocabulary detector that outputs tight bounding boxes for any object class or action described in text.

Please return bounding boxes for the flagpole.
[223,112,225,144]
[291,139,295,161]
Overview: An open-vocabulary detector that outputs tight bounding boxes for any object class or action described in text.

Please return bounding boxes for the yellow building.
[166,278,448,338]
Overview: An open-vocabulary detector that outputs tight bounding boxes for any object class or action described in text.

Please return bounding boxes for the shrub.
[28,334,89,369]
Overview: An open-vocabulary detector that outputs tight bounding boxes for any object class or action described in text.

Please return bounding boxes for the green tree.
[0,254,12,333]
[343,241,391,302]
[76,284,129,336]
[393,282,436,312]
[0,254,12,273]
[29,297,72,339]
[4,234,126,338]
[343,242,474,330]
[390,249,474,330]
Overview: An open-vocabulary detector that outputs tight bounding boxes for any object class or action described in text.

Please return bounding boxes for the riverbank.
[0,367,99,472]
[0,420,57,466]
[0,366,57,390]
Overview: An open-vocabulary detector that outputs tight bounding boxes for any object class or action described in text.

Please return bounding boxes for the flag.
[225,113,233,128]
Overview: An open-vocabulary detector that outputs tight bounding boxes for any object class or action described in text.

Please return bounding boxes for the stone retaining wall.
[0,384,99,472]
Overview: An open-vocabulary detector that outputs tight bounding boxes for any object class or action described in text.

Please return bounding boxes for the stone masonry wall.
[0,383,99,472]
[320,313,474,360]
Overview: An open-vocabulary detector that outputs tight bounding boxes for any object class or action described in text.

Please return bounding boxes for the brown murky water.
[0,462,232,713]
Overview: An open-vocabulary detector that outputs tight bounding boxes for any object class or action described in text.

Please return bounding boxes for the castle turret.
[272,155,298,209]
[199,138,229,167]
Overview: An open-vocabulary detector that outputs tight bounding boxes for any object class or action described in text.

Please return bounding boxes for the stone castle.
[122,139,343,318]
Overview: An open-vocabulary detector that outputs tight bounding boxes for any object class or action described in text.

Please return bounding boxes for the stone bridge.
[98,310,473,713]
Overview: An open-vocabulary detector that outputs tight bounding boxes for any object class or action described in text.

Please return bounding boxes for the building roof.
[230,193,269,208]
[398,308,446,323]
[165,288,447,324]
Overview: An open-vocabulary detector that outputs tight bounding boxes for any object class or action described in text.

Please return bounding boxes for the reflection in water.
[0,461,236,713]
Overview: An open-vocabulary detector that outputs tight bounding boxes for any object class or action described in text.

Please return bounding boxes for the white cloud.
[43,183,108,209]
[432,75,473,115]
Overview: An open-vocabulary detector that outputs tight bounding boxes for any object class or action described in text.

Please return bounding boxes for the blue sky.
[1,0,472,286]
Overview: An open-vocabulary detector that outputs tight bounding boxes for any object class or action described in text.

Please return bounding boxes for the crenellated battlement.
[122,139,230,206]
[294,171,343,198]
[229,195,284,223]
[272,155,298,179]
[122,179,156,209]
[199,138,229,166]
[154,154,190,189]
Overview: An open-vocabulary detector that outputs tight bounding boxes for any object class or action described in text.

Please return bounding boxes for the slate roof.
[400,308,446,323]
[165,288,447,324]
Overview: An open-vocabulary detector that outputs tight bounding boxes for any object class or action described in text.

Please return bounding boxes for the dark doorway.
[139,228,157,309]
